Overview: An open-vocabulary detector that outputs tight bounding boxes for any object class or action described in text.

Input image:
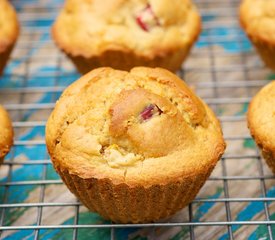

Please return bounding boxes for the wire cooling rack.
[1,0,275,239]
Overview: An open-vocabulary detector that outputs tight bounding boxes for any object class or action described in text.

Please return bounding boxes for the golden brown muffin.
[240,0,275,70]
[248,81,275,173]
[0,105,13,164]
[52,0,201,74]
[46,67,225,223]
[0,0,19,75]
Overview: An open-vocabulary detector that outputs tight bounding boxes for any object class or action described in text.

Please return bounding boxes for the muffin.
[240,0,275,70]
[0,0,19,75]
[46,67,225,223]
[248,81,275,173]
[52,0,201,74]
[0,105,13,164]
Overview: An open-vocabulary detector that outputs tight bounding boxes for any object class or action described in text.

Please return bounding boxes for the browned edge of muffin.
[247,99,275,173]
[0,106,14,164]
[247,38,275,70]
[65,47,193,74]
[0,1,20,76]
[51,14,201,74]
[45,66,225,223]
[54,159,217,223]
[0,44,15,76]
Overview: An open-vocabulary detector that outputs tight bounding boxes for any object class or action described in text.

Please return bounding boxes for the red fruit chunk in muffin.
[140,104,162,121]
[136,4,160,31]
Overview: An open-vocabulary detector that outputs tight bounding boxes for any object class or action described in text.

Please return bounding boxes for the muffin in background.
[46,67,225,223]
[0,0,19,75]
[240,0,275,70]
[52,0,201,74]
[248,81,275,173]
[0,105,13,164]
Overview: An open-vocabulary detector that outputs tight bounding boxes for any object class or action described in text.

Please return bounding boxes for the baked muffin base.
[247,80,275,174]
[56,162,215,223]
[0,105,13,163]
[46,67,225,223]
[52,0,202,75]
[249,131,275,174]
[0,156,4,165]
[0,44,15,76]
[247,36,275,70]
[239,2,275,71]
[0,0,19,76]
[66,47,192,75]
[261,149,275,174]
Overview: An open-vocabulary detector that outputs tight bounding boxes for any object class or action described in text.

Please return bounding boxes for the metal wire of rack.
[0,0,275,239]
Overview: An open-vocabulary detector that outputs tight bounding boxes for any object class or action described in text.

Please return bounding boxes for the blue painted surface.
[197,27,252,53]
[193,187,223,221]
[219,187,275,240]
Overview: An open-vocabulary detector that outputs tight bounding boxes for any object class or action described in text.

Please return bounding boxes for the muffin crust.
[248,81,275,173]
[0,105,13,163]
[240,0,275,69]
[0,0,19,75]
[46,67,225,186]
[46,67,225,222]
[52,0,201,73]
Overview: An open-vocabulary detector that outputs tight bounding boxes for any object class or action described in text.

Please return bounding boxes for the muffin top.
[46,67,225,187]
[0,0,19,53]
[0,105,13,159]
[240,0,275,42]
[248,81,275,155]
[52,0,201,58]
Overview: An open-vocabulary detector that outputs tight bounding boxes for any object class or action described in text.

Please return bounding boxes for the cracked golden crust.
[0,0,19,74]
[52,0,201,73]
[248,81,275,172]
[46,67,225,187]
[0,105,13,163]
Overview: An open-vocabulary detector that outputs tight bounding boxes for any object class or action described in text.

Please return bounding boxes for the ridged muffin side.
[46,67,225,223]
[0,0,19,75]
[0,105,13,164]
[248,81,275,173]
[240,0,275,70]
[57,166,214,223]
[52,0,201,74]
